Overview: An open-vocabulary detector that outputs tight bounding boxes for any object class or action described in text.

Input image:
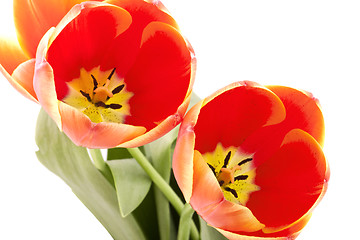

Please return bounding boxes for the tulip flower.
[1,0,195,148]
[173,81,329,239]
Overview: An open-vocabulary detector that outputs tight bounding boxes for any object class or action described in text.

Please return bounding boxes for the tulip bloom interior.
[173,82,329,238]
[62,66,132,123]
[45,2,191,129]
[203,143,259,206]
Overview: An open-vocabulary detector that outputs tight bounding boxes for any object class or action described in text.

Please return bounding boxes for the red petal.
[101,0,179,76]
[194,82,286,153]
[246,129,328,230]
[124,22,192,129]
[46,3,132,99]
[267,85,325,146]
[14,0,102,57]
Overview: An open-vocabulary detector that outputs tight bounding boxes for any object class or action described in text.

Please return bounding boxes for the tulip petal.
[105,0,178,29]
[13,0,102,57]
[194,82,286,153]
[101,0,179,76]
[267,86,325,146]
[246,129,328,231]
[1,59,38,103]
[119,93,191,148]
[172,101,203,202]
[241,86,325,161]
[190,150,264,233]
[217,211,310,238]
[34,59,62,128]
[217,228,291,240]
[0,37,29,74]
[46,3,132,100]
[34,27,62,128]
[124,21,192,129]
[12,58,38,101]
[59,102,146,148]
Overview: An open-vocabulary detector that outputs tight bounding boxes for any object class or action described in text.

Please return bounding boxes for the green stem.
[178,203,195,240]
[127,147,199,240]
[89,149,114,186]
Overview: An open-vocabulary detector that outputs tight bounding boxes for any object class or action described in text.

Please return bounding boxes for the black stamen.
[222,151,231,168]
[109,103,122,109]
[234,175,248,181]
[219,180,224,186]
[107,68,116,80]
[224,187,238,198]
[112,84,125,95]
[80,90,92,102]
[95,101,108,108]
[238,158,253,167]
[207,164,216,175]
[91,74,98,91]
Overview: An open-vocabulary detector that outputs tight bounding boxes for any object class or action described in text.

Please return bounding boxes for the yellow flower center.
[202,143,260,205]
[63,67,133,123]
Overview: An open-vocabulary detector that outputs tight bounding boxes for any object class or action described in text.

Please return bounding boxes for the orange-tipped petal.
[246,129,328,231]
[267,85,325,146]
[216,210,310,239]
[34,59,62,128]
[13,0,102,57]
[190,150,264,233]
[1,58,38,103]
[0,37,29,74]
[34,27,62,128]
[173,100,203,201]
[59,102,146,148]
[119,93,192,148]
[12,58,38,101]
[124,21,192,129]
[194,82,286,153]
[217,228,292,240]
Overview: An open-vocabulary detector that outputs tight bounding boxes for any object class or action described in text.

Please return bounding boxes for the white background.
[0,0,359,239]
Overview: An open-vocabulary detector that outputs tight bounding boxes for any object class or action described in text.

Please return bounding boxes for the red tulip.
[173,81,329,239]
[1,0,195,148]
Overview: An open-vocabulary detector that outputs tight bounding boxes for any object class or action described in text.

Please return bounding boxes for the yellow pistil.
[93,79,113,103]
[218,165,241,185]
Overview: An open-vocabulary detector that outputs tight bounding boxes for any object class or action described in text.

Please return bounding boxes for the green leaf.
[35,109,146,240]
[107,146,145,160]
[132,185,160,240]
[107,159,152,217]
[107,147,133,160]
[199,217,227,240]
[177,203,195,240]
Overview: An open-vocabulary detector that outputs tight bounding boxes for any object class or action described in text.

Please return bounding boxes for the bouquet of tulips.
[0,0,329,239]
